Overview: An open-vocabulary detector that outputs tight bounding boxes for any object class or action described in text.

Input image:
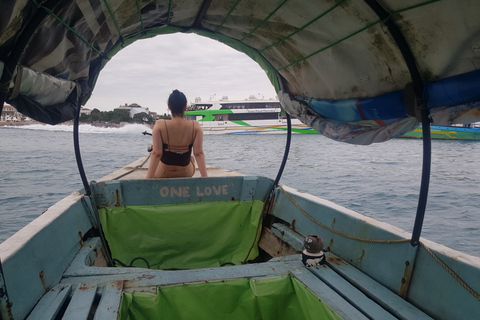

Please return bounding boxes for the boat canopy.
[1,0,480,144]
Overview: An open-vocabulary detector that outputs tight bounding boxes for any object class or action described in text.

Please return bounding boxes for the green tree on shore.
[80,109,131,123]
[133,112,155,125]
[79,110,171,124]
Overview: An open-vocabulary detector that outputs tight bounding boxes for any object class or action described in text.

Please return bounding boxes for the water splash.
[6,123,152,134]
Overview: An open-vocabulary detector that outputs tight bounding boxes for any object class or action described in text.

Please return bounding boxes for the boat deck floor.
[27,229,433,320]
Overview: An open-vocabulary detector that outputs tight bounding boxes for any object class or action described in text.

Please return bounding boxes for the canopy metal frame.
[0,0,435,251]
[362,0,431,247]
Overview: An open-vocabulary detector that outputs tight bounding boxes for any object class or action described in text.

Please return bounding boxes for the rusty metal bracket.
[404,82,424,122]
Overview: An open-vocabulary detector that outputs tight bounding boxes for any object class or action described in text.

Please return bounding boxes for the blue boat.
[1,1,480,319]
[401,124,480,140]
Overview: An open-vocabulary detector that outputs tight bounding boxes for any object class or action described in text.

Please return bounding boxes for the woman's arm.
[193,122,208,177]
[146,121,164,178]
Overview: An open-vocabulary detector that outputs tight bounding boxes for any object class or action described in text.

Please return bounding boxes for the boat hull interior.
[1,157,479,320]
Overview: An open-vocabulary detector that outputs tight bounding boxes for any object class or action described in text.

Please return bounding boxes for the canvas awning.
[1,0,479,144]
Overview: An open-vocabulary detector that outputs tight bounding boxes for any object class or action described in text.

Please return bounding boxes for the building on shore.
[114,103,150,118]
[1,104,31,122]
[80,107,92,116]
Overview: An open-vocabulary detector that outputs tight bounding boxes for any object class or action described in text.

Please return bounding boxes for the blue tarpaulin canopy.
[1,0,480,144]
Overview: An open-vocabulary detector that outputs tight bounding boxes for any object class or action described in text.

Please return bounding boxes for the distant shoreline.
[0,121,129,128]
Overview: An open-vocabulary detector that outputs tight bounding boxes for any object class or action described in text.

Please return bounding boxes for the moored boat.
[400,124,480,140]
[185,99,317,134]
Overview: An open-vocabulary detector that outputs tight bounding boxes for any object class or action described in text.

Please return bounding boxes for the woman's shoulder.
[191,120,202,129]
[153,118,167,128]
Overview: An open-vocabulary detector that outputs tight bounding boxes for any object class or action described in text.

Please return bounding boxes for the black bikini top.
[160,120,195,166]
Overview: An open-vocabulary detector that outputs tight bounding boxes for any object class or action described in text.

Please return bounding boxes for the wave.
[5,123,152,134]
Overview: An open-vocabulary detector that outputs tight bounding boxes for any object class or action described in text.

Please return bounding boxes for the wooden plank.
[1,194,93,320]
[27,284,71,320]
[61,255,302,289]
[93,281,123,320]
[258,227,299,257]
[62,284,97,320]
[326,252,433,320]
[271,223,304,252]
[291,269,369,320]
[308,265,397,320]
[271,223,433,319]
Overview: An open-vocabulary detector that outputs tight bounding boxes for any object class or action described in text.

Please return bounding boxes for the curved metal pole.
[363,0,424,99]
[273,114,292,187]
[363,0,432,246]
[73,99,91,196]
[411,109,431,246]
[265,113,292,203]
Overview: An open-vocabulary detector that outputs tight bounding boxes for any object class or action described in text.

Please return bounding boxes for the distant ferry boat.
[185,100,317,134]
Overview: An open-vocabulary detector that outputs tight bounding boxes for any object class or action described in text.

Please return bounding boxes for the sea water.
[1,124,479,257]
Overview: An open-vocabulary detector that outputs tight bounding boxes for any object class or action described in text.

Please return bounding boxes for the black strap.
[164,119,170,145]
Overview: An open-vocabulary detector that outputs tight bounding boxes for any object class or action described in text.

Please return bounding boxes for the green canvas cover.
[98,200,264,269]
[118,275,342,320]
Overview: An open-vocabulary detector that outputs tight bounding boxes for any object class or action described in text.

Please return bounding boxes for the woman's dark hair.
[168,89,187,115]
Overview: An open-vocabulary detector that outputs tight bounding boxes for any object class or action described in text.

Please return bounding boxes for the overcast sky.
[84,33,278,115]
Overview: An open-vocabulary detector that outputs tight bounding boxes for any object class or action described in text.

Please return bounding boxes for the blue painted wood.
[0,260,11,320]
[271,223,304,251]
[405,245,480,320]
[0,194,93,320]
[270,223,433,319]
[62,283,97,320]
[61,254,302,289]
[239,176,261,201]
[270,185,480,319]
[308,265,398,320]
[26,284,71,320]
[271,186,417,293]
[291,269,369,320]
[325,252,433,320]
[91,176,272,208]
[93,281,123,320]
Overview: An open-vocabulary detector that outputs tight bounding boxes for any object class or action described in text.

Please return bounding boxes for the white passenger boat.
[185,100,316,134]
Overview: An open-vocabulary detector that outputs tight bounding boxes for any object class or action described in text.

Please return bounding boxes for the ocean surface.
[1,124,479,257]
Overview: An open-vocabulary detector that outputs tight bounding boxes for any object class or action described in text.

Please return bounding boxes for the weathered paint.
[398,260,412,298]
[39,271,47,291]
[63,283,98,320]
[0,192,93,320]
[93,281,123,320]
[26,284,72,319]
[271,184,480,319]
[258,227,299,257]
[305,265,398,320]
